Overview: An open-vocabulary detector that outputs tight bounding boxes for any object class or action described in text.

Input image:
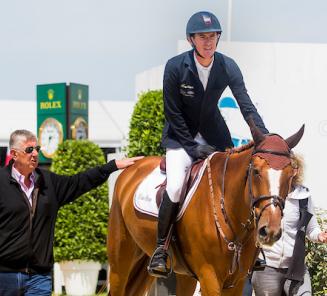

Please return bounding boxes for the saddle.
[155,157,204,209]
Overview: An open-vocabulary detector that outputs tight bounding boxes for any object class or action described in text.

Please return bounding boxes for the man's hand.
[318,230,327,243]
[115,156,144,169]
[194,144,216,160]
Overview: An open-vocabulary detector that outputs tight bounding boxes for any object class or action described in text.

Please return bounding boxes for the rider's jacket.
[161,49,268,159]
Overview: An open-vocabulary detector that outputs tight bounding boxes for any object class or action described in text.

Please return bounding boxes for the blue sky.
[1,0,326,101]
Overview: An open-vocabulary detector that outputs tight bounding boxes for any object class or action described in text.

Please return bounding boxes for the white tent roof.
[0,100,135,148]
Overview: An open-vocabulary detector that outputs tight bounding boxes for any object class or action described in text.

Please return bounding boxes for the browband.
[253,149,291,157]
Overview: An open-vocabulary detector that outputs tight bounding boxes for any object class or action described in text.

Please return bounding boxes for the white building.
[0,100,135,149]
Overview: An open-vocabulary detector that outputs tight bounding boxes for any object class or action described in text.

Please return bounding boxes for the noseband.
[248,148,291,224]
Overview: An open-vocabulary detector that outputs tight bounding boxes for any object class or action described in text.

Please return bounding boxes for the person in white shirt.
[252,154,327,296]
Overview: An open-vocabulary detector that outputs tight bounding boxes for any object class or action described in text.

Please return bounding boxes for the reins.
[207,147,292,276]
[207,151,253,275]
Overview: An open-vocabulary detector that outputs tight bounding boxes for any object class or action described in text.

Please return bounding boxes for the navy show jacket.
[161,50,269,159]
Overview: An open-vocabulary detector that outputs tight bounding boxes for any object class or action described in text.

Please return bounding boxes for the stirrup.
[147,246,173,278]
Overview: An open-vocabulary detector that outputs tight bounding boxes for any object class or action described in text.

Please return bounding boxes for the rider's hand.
[194,144,216,160]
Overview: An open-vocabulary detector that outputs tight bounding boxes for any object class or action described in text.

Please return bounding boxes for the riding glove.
[194,144,216,159]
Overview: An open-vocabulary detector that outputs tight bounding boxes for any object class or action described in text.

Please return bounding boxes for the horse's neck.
[228,149,252,185]
[223,150,252,221]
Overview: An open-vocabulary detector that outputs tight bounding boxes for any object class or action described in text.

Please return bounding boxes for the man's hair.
[291,153,304,187]
[9,130,37,150]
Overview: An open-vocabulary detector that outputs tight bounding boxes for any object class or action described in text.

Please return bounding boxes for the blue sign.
[218,97,251,147]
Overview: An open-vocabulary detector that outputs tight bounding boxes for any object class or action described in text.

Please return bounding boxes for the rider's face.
[190,32,220,61]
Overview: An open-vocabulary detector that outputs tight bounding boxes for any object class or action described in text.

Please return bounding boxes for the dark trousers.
[0,272,52,296]
[242,276,253,296]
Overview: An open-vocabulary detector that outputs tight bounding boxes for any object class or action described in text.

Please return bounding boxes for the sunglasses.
[23,146,41,154]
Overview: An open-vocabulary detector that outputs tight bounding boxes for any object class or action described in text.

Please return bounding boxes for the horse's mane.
[226,141,255,154]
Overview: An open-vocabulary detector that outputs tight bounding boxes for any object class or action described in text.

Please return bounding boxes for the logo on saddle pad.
[134,159,208,220]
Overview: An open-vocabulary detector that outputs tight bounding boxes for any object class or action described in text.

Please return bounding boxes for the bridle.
[248,147,291,225]
[206,145,293,276]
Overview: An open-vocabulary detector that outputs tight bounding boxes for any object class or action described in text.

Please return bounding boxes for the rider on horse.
[147,11,269,278]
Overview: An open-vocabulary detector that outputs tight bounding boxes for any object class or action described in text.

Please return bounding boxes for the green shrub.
[128,90,165,156]
[51,140,109,263]
[305,209,327,295]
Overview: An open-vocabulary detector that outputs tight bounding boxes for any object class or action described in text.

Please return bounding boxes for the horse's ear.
[248,117,265,145]
[285,124,305,149]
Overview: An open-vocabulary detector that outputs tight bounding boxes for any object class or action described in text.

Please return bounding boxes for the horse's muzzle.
[257,225,282,246]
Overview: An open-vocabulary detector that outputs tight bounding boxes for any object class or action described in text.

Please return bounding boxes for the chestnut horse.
[107,122,304,295]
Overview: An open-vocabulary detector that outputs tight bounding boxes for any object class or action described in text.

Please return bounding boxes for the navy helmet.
[186,11,222,37]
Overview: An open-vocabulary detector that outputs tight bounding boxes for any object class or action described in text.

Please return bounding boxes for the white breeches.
[165,133,207,203]
[165,148,193,203]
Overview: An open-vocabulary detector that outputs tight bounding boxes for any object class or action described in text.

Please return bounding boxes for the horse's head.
[248,120,304,246]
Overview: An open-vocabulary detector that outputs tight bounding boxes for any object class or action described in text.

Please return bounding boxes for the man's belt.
[17,267,38,275]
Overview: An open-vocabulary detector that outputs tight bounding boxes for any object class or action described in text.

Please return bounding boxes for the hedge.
[51,140,109,263]
[306,209,327,295]
[127,90,165,157]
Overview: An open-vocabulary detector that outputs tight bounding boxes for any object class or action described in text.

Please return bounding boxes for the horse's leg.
[124,254,155,296]
[109,254,154,296]
[175,274,197,296]
[221,279,246,296]
[108,198,143,295]
[197,268,222,296]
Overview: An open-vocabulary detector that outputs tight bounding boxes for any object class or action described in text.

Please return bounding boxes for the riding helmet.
[186,11,222,37]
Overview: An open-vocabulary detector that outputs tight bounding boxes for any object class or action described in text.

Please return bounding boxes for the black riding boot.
[148,191,179,278]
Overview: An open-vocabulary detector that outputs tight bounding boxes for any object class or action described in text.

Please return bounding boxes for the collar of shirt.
[11,166,35,204]
[193,52,214,90]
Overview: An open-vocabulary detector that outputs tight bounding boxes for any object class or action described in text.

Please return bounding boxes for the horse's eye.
[253,169,261,177]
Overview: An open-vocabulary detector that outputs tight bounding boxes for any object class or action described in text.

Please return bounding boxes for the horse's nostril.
[276,229,282,241]
[259,226,268,238]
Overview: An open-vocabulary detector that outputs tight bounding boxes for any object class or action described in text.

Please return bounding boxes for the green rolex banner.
[37,83,89,164]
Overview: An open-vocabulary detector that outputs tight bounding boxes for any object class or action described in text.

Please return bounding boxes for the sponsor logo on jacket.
[180,83,195,97]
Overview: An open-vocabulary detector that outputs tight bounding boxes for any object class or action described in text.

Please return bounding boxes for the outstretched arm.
[306,196,326,243]
[53,156,144,206]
